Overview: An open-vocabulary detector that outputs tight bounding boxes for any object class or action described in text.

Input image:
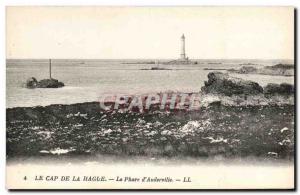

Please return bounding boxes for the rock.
[37,78,64,88]
[280,127,289,133]
[26,77,38,89]
[122,137,129,142]
[228,64,294,76]
[39,150,50,154]
[265,64,294,70]
[267,152,278,158]
[264,83,294,95]
[262,64,294,76]
[181,121,201,134]
[161,130,172,135]
[237,66,257,74]
[201,72,263,96]
[160,137,167,141]
[25,78,64,89]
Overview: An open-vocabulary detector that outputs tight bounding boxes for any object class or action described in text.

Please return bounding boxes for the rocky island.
[25,59,65,89]
[26,77,65,88]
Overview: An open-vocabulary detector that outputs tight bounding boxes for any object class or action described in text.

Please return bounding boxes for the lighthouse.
[180,34,187,60]
[166,34,194,64]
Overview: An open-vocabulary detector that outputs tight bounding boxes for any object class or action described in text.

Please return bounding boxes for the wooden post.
[49,59,52,79]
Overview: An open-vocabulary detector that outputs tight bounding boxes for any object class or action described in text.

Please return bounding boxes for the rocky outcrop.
[228,64,294,76]
[164,59,198,65]
[237,66,257,74]
[26,77,38,89]
[266,64,294,70]
[264,83,294,95]
[37,79,64,88]
[201,72,263,96]
[26,77,64,89]
[262,64,294,76]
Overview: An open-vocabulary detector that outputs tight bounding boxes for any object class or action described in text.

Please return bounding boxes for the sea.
[6,59,294,108]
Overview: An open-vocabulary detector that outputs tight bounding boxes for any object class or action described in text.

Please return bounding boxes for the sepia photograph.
[5,6,295,189]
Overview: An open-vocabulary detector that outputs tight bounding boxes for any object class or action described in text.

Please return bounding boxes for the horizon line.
[6,58,295,60]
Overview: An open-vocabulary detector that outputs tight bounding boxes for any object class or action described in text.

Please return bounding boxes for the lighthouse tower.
[180,34,187,60]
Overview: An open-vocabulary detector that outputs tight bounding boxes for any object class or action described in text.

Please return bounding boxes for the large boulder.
[26,77,38,89]
[264,83,294,95]
[201,72,263,96]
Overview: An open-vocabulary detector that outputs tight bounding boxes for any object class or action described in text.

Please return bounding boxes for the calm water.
[7,59,294,108]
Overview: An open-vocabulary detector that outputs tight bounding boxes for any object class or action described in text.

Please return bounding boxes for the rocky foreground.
[7,72,294,160]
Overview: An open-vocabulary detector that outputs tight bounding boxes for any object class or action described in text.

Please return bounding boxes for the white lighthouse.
[180,34,188,61]
[167,34,193,64]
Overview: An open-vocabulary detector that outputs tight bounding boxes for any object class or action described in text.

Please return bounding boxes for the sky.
[6,6,294,59]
